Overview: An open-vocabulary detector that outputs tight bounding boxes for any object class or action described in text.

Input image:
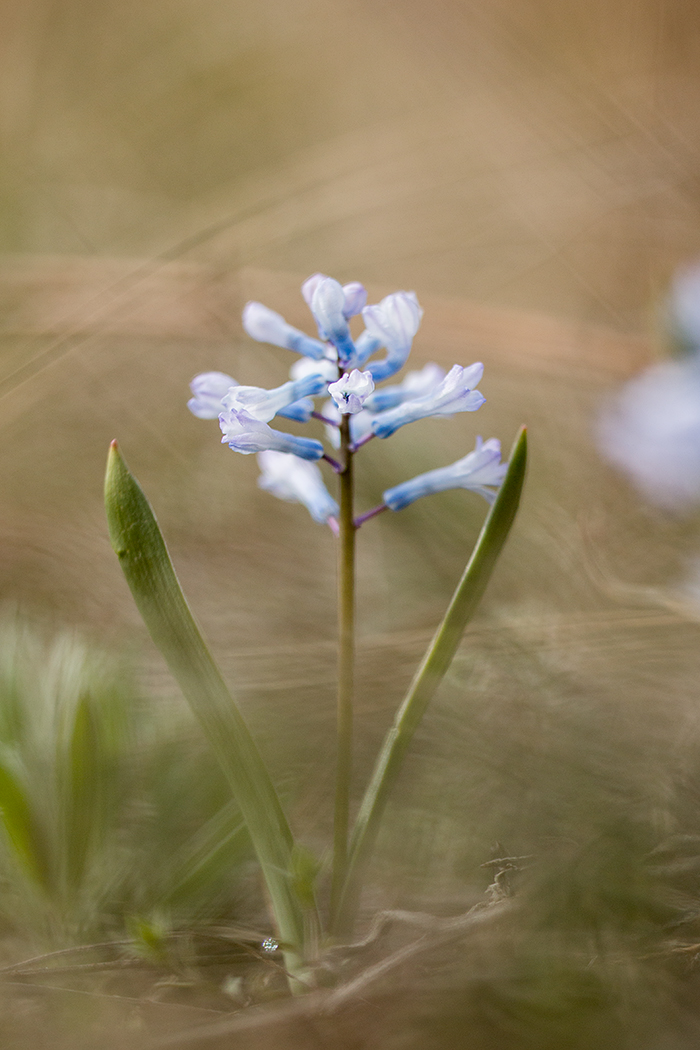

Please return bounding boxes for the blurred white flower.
[257,451,338,524]
[598,359,700,510]
[188,372,238,419]
[289,355,338,383]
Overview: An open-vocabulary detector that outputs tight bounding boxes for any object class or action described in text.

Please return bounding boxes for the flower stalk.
[330,413,356,927]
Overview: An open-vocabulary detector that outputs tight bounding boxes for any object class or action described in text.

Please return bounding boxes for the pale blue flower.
[310,278,356,364]
[289,355,338,383]
[364,363,445,412]
[257,450,338,524]
[354,330,383,367]
[188,372,238,418]
[328,370,375,414]
[362,292,423,381]
[222,374,327,422]
[219,409,324,459]
[277,398,315,423]
[372,363,485,438]
[302,274,367,319]
[242,302,327,360]
[383,438,507,510]
[339,282,368,318]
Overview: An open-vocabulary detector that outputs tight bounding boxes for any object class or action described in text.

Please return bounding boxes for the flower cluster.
[188,273,507,525]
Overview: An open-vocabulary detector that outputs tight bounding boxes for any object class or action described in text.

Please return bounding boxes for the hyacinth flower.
[361,291,424,380]
[382,438,507,511]
[189,371,321,424]
[257,450,339,526]
[308,277,358,365]
[302,273,367,319]
[363,362,445,412]
[328,370,375,414]
[219,408,324,459]
[370,362,485,439]
[187,371,238,418]
[221,374,327,422]
[243,301,328,360]
[105,267,527,980]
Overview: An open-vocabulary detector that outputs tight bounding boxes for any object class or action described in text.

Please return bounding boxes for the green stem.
[330,414,355,928]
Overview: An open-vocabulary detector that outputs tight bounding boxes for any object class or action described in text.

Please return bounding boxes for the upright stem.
[330,413,355,929]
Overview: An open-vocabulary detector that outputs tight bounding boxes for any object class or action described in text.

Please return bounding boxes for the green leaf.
[333,426,528,937]
[0,747,50,891]
[104,442,309,967]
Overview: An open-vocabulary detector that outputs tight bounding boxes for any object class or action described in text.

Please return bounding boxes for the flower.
[302,274,367,318]
[383,438,507,510]
[309,278,356,364]
[219,409,324,460]
[222,374,327,423]
[354,330,383,367]
[289,355,338,383]
[188,372,238,418]
[328,370,375,414]
[371,363,485,438]
[362,292,423,381]
[363,363,445,413]
[257,451,338,524]
[242,302,327,360]
[277,398,315,423]
[598,358,700,510]
[339,282,367,318]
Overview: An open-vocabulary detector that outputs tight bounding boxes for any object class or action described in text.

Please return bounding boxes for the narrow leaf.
[0,748,50,891]
[334,426,527,936]
[104,442,308,964]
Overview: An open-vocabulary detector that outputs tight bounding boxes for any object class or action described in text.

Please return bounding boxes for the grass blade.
[0,748,50,891]
[334,426,528,937]
[104,441,309,968]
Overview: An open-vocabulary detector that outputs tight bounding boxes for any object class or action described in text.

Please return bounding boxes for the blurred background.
[4,0,700,1046]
